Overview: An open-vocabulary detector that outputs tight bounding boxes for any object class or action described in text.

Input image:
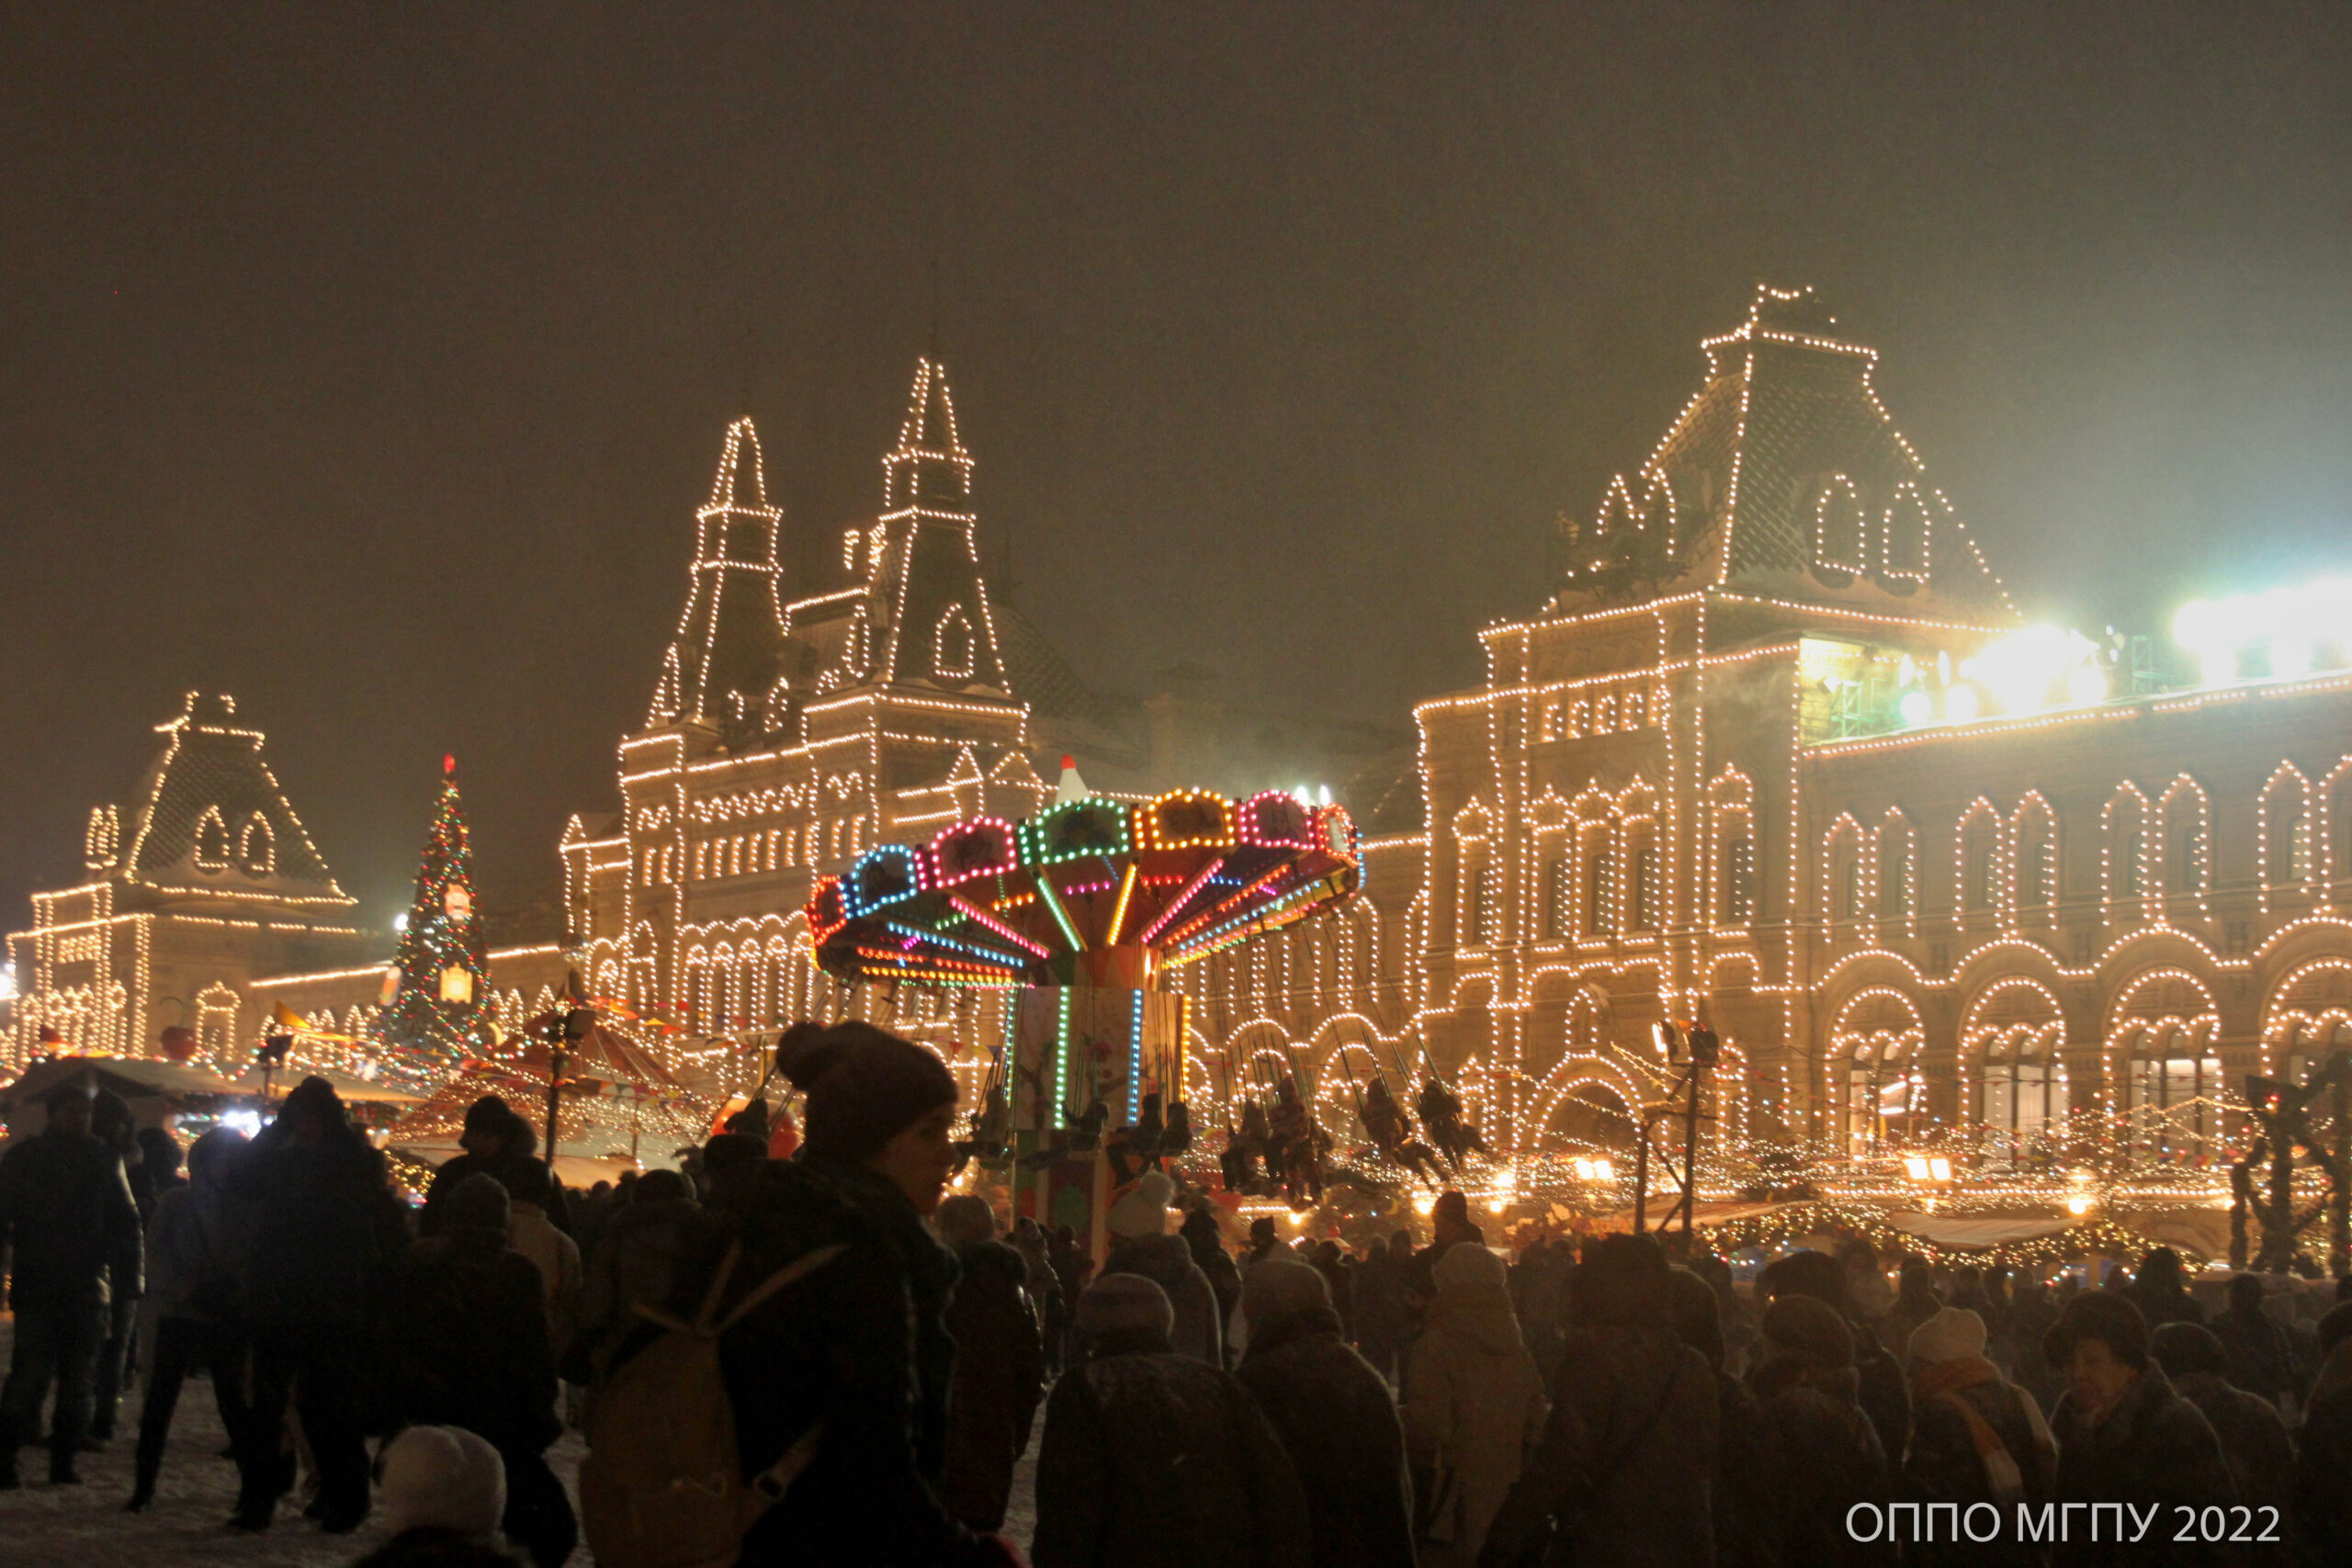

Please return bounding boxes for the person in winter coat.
[1032,1273,1312,1568]
[130,1125,185,1225]
[1899,1307,2056,1568]
[85,1088,145,1445]
[2294,1303,2352,1568]
[1407,1193,1487,1320]
[498,1158,583,1359]
[1354,1231,1415,1385]
[1013,1215,1067,1374]
[571,1166,698,1383]
[2044,1290,2237,1568]
[420,1096,537,1237]
[1746,1292,1895,1568]
[228,1075,408,1532]
[1879,1255,1945,1364]
[2121,1247,2205,1330]
[1403,1241,1546,1566]
[1484,1233,1718,1568]
[2149,1322,2293,1528]
[1843,1238,1894,1323]
[934,1194,1046,1532]
[1180,1202,1243,1359]
[1234,1256,1416,1568]
[649,1021,1016,1568]
[1760,1247,1911,1460]
[128,1125,254,1511]
[2206,1273,2294,1409]
[0,1077,143,1487]
[382,1174,574,1568]
[1667,1265,1780,1568]
[1100,1169,1223,1366]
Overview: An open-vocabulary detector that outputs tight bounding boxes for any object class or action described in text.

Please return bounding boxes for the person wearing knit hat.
[1404,1241,1546,1564]
[1236,1257,1416,1568]
[1034,1272,1312,1568]
[645,1021,1015,1568]
[2149,1323,2294,1526]
[1900,1306,2056,1559]
[1743,1292,1897,1568]
[379,1424,508,1538]
[1099,1170,1224,1367]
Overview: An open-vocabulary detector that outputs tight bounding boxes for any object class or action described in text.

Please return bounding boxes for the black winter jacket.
[0,1128,141,1310]
[381,1227,560,1452]
[1483,1325,1718,1568]
[1747,1356,1896,1568]
[1032,1330,1312,1568]
[941,1238,1046,1531]
[229,1123,405,1328]
[655,1155,991,1568]
[1234,1312,1415,1568]
[2049,1365,2237,1568]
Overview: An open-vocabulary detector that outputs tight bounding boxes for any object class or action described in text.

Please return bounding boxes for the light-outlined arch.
[2103,784,2152,920]
[1956,797,2003,922]
[2011,792,2057,921]
[1962,976,2068,1145]
[1813,473,1868,576]
[1832,987,1925,1151]
[1875,809,1917,929]
[2106,966,2224,1157]
[1708,769,1757,929]
[2261,763,2315,910]
[2156,774,2211,908]
[2264,957,2352,1084]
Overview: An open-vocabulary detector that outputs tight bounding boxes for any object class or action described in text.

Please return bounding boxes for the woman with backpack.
[582,1021,1019,1568]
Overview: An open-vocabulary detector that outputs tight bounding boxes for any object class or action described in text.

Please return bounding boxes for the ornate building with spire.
[559,359,1058,1066]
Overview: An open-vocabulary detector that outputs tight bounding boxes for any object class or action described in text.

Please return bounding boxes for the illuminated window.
[1962,814,1998,914]
[1722,834,1755,925]
[194,807,232,871]
[1628,840,1657,932]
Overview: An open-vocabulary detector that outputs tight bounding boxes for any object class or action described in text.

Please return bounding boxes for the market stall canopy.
[0,1055,244,1111]
[516,1014,684,1096]
[224,1065,435,1107]
[1888,1213,2076,1249]
[1589,1200,1804,1233]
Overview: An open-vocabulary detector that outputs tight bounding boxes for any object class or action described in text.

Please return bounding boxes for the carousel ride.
[806,780,1400,1239]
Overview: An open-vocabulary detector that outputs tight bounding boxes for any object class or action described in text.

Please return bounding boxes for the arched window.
[1877,813,1916,921]
[1959,804,2001,917]
[1882,482,1931,581]
[1826,817,1868,927]
[1834,990,1925,1153]
[1627,836,1658,933]
[1710,772,1755,928]
[933,606,976,681]
[2105,787,2149,913]
[2267,961,2352,1089]
[2109,970,2223,1159]
[2013,795,2057,917]
[1813,474,1867,575]
[237,813,274,875]
[1966,980,2066,1156]
[1543,852,1574,940]
[2262,765,2312,897]
[2159,777,2208,899]
[194,807,232,871]
[1454,805,1496,950]
[1580,821,1615,937]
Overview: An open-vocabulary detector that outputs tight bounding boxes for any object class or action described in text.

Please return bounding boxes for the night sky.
[5,4,2350,937]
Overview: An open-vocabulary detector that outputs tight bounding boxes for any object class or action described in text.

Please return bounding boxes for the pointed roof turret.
[883,357,974,514]
[648,417,790,734]
[111,692,351,906]
[1550,284,2015,621]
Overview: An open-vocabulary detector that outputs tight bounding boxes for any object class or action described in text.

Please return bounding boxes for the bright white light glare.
[2067,664,2109,705]
[1591,1156,1613,1181]
[393,913,409,932]
[1928,1156,1952,1181]
[2175,577,2352,687]
[1898,690,1935,727]
[1902,1155,1931,1180]
[1944,684,1980,721]
[220,1109,263,1139]
[2064,1193,2093,1216]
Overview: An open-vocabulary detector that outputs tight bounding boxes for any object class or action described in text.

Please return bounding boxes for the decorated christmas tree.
[374,756,496,1066]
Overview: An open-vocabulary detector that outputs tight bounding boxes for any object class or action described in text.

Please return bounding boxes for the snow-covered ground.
[0,1319,1040,1567]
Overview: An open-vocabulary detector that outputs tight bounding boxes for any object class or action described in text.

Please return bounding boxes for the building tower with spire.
[562,357,1049,1049]
[648,417,789,740]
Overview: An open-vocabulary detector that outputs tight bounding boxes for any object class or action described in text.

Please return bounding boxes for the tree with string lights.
[373,756,497,1067]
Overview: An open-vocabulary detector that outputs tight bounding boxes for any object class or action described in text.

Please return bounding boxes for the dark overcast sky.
[5,2,2350,936]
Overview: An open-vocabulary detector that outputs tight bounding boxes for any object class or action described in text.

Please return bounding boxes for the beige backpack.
[580,1239,845,1568]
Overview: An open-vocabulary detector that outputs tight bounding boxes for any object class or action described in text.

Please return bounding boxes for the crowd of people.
[5,1029,2352,1567]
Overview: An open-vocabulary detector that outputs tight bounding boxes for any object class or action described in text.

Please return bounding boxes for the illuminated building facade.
[2,692,375,1069]
[1180,284,2352,1169]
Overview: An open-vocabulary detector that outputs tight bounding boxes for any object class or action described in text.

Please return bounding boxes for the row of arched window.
[638,817,870,887]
